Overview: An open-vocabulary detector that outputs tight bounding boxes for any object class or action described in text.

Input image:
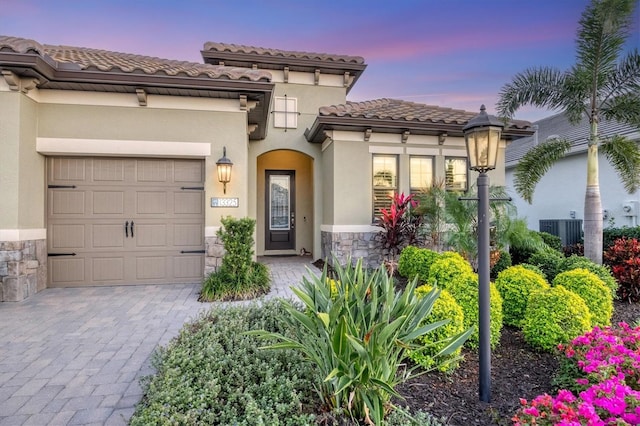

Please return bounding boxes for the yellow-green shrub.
[428,251,474,289]
[409,285,465,372]
[494,265,549,327]
[552,269,613,327]
[560,255,618,299]
[447,273,503,349]
[522,286,592,352]
[398,246,440,283]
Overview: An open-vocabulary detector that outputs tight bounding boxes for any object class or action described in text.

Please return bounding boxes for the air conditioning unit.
[539,219,583,246]
[622,201,639,217]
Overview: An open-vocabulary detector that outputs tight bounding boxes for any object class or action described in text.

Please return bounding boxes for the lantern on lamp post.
[462,105,504,403]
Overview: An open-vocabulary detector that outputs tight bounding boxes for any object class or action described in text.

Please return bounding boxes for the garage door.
[47,157,205,287]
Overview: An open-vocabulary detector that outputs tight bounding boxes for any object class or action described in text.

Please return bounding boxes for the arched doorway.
[257,150,313,256]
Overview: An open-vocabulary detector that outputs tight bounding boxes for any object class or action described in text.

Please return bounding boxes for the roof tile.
[0,35,272,82]
[319,98,531,129]
[203,42,365,65]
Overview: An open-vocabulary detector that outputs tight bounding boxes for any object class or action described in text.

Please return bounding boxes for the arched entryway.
[256,150,314,256]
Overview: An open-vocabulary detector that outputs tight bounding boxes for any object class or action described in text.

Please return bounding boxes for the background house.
[505,112,640,245]
[0,35,532,301]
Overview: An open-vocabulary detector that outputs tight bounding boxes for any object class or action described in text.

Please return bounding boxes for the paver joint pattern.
[0,256,317,425]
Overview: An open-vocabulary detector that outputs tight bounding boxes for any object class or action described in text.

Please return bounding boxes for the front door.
[265,170,295,250]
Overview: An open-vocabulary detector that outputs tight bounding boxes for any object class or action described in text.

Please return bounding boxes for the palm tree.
[497,0,640,264]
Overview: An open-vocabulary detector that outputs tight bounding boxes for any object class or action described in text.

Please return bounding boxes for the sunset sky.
[2,0,639,121]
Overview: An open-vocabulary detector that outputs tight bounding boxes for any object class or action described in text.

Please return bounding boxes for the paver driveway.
[0,256,316,425]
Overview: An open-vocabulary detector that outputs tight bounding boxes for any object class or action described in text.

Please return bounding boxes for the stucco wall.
[0,91,20,229]
[36,100,249,226]
[506,151,640,231]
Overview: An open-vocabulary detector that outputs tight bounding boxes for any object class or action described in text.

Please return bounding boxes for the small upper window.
[273,96,298,130]
[445,157,468,191]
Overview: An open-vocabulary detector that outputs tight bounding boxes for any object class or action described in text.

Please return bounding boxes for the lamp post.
[462,105,504,403]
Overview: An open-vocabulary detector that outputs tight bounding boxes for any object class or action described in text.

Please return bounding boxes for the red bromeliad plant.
[604,237,640,302]
[377,192,421,263]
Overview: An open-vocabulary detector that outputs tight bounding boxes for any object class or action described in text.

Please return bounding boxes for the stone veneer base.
[320,230,384,270]
[1,239,47,302]
[205,235,224,277]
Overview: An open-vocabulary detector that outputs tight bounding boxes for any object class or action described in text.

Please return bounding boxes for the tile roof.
[0,35,272,82]
[319,98,531,129]
[203,42,365,65]
[505,112,640,167]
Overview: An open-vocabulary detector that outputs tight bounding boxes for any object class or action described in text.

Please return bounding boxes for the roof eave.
[305,116,533,143]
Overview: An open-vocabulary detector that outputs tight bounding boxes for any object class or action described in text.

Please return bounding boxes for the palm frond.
[514,139,572,203]
[600,50,640,109]
[496,67,567,118]
[576,0,634,75]
[600,135,640,193]
[601,92,640,126]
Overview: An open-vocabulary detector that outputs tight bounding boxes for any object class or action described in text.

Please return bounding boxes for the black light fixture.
[462,105,504,403]
[216,147,233,194]
[463,104,503,173]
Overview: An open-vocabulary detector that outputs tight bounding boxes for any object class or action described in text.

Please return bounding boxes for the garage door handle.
[130,221,134,238]
[125,221,129,238]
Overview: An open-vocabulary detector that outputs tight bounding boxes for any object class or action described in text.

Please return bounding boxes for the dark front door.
[265,170,295,250]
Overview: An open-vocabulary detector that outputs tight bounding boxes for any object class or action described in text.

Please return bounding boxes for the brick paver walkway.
[0,256,317,425]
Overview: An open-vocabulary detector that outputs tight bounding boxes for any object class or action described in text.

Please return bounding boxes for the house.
[0,35,532,301]
[505,112,640,245]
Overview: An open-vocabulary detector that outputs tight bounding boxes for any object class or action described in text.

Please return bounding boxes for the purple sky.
[2,0,638,121]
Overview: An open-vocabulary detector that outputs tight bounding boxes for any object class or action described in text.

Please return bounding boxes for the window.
[410,156,434,195]
[372,155,397,220]
[445,157,468,191]
[273,96,298,130]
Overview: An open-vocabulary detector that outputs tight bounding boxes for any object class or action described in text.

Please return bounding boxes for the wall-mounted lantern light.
[216,146,233,194]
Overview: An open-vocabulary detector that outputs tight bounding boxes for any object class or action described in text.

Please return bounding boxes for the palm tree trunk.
[584,119,603,264]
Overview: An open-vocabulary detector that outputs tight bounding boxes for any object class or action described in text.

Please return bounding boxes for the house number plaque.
[211,197,239,208]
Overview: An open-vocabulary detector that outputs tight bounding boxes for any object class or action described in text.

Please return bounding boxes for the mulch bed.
[311,259,640,425]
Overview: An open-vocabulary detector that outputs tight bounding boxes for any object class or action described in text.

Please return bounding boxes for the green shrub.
[428,251,474,289]
[537,231,563,252]
[398,246,440,283]
[527,248,565,281]
[521,286,592,352]
[249,258,471,425]
[446,272,503,349]
[494,265,549,327]
[409,285,465,372]
[130,300,319,425]
[201,216,270,301]
[490,249,512,280]
[603,226,640,250]
[560,255,618,299]
[552,269,613,327]
[386,409,446,425]
[518,263,546,277]
[509,230,545,265]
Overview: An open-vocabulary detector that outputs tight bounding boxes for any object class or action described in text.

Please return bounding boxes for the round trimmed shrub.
[552,269,613,327]
[522,286,592,352]
[398,246,439,283]
[494,265,549,327]
[490,249,512,280]
[560,255,618,299]
[519,263,546,277]
[528,248,564,281]
[538,231,563,252]
[428,251,473,289]
[447,272,503,350]
[409,285,465,372]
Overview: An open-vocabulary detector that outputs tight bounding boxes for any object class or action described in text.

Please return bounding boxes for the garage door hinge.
[180,186,204,190]
[180,250,205,254]
[48,253,77,256]
[48,185,77,189]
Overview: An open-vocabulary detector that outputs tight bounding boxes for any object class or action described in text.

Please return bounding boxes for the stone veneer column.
[205,235,225,276]
[0,239,47,302]
[320,231,384,270]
